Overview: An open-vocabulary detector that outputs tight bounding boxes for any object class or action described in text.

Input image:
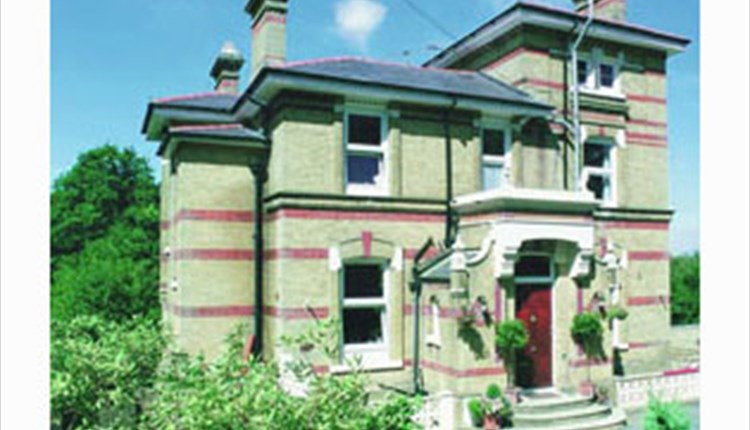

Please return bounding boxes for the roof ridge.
[283,56,481,77]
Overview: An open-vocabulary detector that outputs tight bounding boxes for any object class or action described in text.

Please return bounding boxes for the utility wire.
[396,0,458,41]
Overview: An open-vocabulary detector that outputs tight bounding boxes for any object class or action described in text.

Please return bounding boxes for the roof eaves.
[239,66,553,116]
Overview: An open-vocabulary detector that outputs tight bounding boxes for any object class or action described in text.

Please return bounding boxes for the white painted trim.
[343,109,390,197]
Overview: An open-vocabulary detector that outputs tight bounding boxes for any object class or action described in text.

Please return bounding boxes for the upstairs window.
[481,128,510,190]
[345,113,387,196]
[582,140,615,203]
[599,63,616,88]
[577,53,620,94]
[342,263,389,364]
[577,60,590,86]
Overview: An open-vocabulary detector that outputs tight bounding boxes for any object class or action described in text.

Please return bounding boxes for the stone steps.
[510,390,627,430]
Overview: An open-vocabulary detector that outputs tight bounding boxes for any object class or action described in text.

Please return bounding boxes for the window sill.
[346,185,389,197]
[330,359,404,374]
[579,87,625,101]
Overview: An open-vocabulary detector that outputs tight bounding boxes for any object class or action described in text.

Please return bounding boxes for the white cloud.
[334,0,387,50]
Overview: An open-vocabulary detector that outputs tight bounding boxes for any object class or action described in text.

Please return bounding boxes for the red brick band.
[626,131,667,142]
[627,295,670,307]
[628,118,668,128]
[627,94,667,105]
[629,140,668,148]
[628,250,670,261]
[269,208,444,223]
[169,304,329,320]
[629,340,668,350]
[405,359,505,378]
[663,366,699,377]
[569,357,610,368]
[252,11,286,34]
[512,77,565,91]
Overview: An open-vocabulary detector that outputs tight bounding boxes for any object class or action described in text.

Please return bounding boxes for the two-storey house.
[142,0,689,427]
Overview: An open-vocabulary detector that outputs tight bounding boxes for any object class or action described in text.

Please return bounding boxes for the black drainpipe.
[249,161,268,358]
[247,96,270,359]
[443,99,458,248]
[410,238,434,395]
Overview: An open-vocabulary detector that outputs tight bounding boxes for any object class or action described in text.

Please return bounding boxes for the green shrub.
[50,315,164,430]
[644,397,691,430]
[485,383,502,400]
[144,325,423,430]
[570,312,606,360]
[495,320,529,386]
[467,398,485,428]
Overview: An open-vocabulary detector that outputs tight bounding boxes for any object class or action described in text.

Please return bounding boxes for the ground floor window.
[341,262,389,363]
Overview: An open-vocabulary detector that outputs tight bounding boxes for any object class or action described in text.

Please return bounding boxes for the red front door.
[515,284,552,388]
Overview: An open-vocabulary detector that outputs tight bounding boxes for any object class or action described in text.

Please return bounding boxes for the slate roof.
[152,92,238,111]
[167,124,266,141]
[275,57,550,109]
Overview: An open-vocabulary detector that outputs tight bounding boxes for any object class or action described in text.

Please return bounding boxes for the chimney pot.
[210,41,245,94]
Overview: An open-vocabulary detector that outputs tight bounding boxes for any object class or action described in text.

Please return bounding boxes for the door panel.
[515,284,552,388]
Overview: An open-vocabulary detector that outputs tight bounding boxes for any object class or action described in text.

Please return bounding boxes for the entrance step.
[512,390,627,430]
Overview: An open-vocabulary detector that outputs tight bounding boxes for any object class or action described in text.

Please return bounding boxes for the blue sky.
[51,0,699,254]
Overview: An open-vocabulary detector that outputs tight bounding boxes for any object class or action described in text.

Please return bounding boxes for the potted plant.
[495,319,529,403]
[570,312,606,396]
[466,384,512,429]
[606,305,629,330]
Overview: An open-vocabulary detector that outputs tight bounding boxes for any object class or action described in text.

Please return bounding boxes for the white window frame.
[344,109,389,196]
[480,122,513,190]
[577,49,623,97]
[339,260,391,367]
[581,137,617,206]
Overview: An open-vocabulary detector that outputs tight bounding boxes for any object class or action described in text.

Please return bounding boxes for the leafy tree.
[50,316,164,430]
[670,253,700,325]
[51,145,158,265]
[50,145,160,322]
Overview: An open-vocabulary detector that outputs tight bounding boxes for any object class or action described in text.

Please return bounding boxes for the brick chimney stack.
[574,0,626,22]
[210,41,245,94]
[245,0,288,77]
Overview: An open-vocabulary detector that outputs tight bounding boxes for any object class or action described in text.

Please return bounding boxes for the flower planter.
[579,380,595,397]
[483,415,500,430]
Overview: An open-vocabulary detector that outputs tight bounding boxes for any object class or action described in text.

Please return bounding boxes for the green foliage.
[495,319,529,386]
[485,383,502,400]
[466,384,513,429]
[467,398,485,428]
[50,315,164,430]
[644,397,691,430]
[670,253,700,325]
[50,145,160,323]
[606,305,629,329]
[570,312,606,361]
[144,325,423,430]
